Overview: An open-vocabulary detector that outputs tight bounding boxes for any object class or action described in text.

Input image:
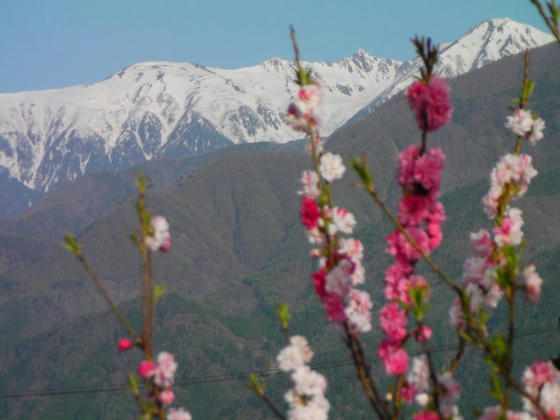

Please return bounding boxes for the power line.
[0,324,557,400]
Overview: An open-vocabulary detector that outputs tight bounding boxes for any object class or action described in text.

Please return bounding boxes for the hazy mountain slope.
[0,37,560,419]
[329,42,560,196]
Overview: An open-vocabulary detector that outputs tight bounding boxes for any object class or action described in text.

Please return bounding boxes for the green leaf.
[61,233,80,254]
[127,373,139,392]
[350,155,372,186]
[276,303,291,329]
[489,374,503,400]
[154,283,166,301]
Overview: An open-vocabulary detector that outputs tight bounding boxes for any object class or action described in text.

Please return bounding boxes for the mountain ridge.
[0,18,554,198]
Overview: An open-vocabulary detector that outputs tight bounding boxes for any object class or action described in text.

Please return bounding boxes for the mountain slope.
[0,18,553,195]
[0,41,560,419]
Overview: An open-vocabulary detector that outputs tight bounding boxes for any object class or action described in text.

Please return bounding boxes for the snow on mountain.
[349,17,555,121]
[0,18,554,193]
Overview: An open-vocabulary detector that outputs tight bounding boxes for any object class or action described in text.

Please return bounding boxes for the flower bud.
[117,338,133,350]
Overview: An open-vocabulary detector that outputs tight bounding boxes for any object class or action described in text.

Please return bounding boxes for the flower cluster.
[522,360,560,418]
[406,75,453,132]
[291,81,373,335]
[287,83,322,134]
[449,228,502,330]
[406,356,462,419]
[277,336,330,420]
[379,144,445,377]
[145,215,172,253]
[137,352,190,416]
[481,153,538,219]
[505,109,545,145]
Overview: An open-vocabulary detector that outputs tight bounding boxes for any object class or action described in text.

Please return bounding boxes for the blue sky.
[0,0,550,92]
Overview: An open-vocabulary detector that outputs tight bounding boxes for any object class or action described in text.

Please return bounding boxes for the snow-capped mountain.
[0,18,554,193]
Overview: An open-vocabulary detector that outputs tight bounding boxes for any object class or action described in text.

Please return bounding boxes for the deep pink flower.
[400,383,416,403]
[322,293,346,323]
[300,198,321,230]
[384,262,413,304]
[138,360,156,380]
[382,347,410,375]
[379,302,408,341]
[414,148,445,191]
[398,145,422,190]
[312,268,327,298]
[414,409,440,420]
[398,195,430,227]
[406,76,453,132]
[117,338,133,351]
[378,339,401,360]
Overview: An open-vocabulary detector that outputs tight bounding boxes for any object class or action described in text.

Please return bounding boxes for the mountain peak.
[0,17,555,194]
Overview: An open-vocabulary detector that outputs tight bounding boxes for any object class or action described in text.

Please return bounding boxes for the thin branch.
[343,324,391,419]
[449,336,465,375]
[75,253,140,341]
[530,0,560,44]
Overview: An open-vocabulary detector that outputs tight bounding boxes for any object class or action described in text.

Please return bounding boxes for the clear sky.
[0,0,550,93]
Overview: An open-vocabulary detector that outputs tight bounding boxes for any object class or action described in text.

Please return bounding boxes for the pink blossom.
[387,228,431,263]
[331,207,356,234]
[408,355,430,393]
[523,361,558,389]
[379,302,408,341]
[398,145,421,190]
[319,153,345,182]
[138,360,156,380]
[323,293,347,323]
[523,265,543,303]
[158,389,175,405]
[292,365,328,397]
[400,383,416,403]
[117,338,133,351]
[398,195,430,227]
[414,325,432,342]
[483,154,537,218]
[406,76,453,132]
[338,238,364,261]
[506,109,533,137]
[287,102,310,133]
[527,116,545,145]
[297,84,322,116]
[378,343,409,375]
[437,371,460,406]
[298,170,320,199]
[277,336,314,372]
[300,198,321,230]
[312,268,327,298]
[168,408,192,420]
[494,207,524,247]
[449,298,466,330]
[414,148,445,191]
[345,289,373,333]
[505,108,545,144]
[384,262,413,304]
[470,229,493,257]
[145,216,171,252]
[153,352,177,388]
[325,258,354,295]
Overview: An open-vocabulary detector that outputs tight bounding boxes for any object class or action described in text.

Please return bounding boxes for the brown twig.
[75,252,140,341]
[530,0,560,44]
